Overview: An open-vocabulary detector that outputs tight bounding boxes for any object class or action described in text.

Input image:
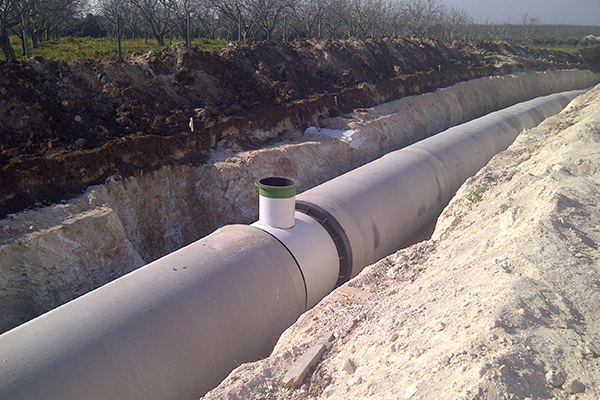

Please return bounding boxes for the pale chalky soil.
[202,85,600,400]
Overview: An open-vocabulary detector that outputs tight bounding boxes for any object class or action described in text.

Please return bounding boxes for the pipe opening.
[255,177,300,198]
[255,177,300,229]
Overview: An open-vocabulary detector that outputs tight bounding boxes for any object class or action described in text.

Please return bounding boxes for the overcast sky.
[441,0,600,26]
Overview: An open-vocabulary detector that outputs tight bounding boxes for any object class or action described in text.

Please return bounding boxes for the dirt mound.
[0,38,596,217]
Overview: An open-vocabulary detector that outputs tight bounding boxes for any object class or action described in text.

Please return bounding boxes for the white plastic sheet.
[304,126,366,149]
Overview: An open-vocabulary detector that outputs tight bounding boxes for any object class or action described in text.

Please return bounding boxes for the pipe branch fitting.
[255,177,300,229]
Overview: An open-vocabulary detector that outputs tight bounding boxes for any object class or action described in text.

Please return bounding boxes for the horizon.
[441,0,599,27]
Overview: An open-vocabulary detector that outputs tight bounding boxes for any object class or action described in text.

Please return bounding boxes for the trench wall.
[0,69,598,333]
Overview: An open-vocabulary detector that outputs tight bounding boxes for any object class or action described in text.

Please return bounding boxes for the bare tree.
[346,0,386,39]
[401,0,445,37]
[0,0,478,58]
[469,18,510,41]
[441,6,472,42]
[22,0,87,47]
[129,0,172,45]
[211,0,254,40]
[0,0,29,60]
[489,22,509,41]
[521,12,540,45]
[321,0,348,40]
[293,0,326,38]
[99,0,126,35]
[382,0,406,37]
[169,0,203,43]
[246,0,294,40]
[196,1,221,39]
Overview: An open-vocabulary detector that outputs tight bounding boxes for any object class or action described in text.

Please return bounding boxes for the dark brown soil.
[0,37,597,217]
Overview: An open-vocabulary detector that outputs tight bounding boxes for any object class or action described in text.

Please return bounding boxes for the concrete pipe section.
[296,88,586,279]
[0,88,588,400]
[0,226,306,400]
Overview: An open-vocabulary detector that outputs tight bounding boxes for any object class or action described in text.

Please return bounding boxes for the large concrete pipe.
[0,226,306,400]
[296,89,586,280]
[0,88,588,400]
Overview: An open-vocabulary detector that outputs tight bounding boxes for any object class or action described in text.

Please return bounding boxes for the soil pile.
[0,38,596,217]
[201,83,600,400]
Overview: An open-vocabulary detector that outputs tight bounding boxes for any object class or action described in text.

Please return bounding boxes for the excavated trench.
[0,68,598,334]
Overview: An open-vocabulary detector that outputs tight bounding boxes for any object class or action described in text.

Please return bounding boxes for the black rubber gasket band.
[296,200,352,286]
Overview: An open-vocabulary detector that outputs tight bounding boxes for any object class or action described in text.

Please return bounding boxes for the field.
[8,36,584,61]
[9,36,228,60]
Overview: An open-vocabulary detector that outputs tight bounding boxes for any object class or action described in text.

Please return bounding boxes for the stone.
[347,376,362,386]
[545,370,566,387]
[563,379,585,394]
[386,267,399,279]
[291,346,301,357]
[322,384,335,397]
[439,354,452,365]
[342,359,355,374]
[498,364,509,376]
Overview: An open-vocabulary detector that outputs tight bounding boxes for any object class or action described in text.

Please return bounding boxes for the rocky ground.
[0,38,597,217]
[201,84,600,399]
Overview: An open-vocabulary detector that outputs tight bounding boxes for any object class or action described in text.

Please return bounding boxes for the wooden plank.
[281,332,334,389]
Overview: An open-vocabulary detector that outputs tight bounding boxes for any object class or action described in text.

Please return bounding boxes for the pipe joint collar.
[252,212,339,309]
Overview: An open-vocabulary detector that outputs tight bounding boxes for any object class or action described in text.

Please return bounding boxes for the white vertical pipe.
[255,177,300,229]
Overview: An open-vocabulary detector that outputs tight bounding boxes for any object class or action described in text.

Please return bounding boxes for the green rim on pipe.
[255,177,300,199]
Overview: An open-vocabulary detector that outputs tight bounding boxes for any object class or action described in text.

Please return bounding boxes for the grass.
[450,216,462,231]
[8,36,228,61]
[467,184,487,205]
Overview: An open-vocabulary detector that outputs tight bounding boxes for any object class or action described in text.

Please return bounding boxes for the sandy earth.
[201,85,600,399]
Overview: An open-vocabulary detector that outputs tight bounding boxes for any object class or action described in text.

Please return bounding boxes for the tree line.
[98,0,474,45]
[1,0,599,61]
[0,0,475,60]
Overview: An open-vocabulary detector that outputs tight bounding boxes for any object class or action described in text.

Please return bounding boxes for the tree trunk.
[31,32,39,49]
[0,28,17,61]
